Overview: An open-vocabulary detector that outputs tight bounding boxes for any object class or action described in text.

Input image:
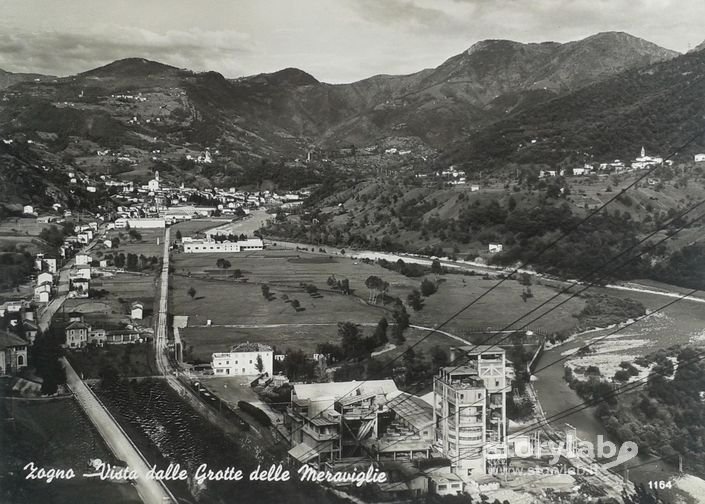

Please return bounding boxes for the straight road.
[63,357,176,504]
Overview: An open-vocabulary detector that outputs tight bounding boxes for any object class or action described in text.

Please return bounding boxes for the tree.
[365,275,388,304]
[216,258,231,269]
[261,284,271,299]
[373,317,388,346]
[431,259,442,275]
[188,287,197,300]
[391,301,409,344]
[430,345,449,370]
[420,278,437,297]
[338,322,363,358]
[114,253,126,268]
[111,237,120,249]
[232,269,243,278]
[126,253,138,271]
[291,299,301,310]
[407,289,424,311]
[256,354,264,373]
[128,229,142,242]
[176,230,182,241]
[340,278,350,295]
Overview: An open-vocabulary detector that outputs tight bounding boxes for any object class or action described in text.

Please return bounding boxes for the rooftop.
[231,342,273,352]
[0,329,28,349]
[65,321,90,331]
[387,392,434,431]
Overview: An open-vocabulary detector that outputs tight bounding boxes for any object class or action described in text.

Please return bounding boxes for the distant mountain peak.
[80,58,180,78]
[266,67,319,86]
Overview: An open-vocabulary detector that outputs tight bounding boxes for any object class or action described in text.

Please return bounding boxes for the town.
[3,8,705,504]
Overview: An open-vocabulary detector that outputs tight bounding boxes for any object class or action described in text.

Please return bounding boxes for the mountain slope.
[219,31,680,149]
[0,68,54,90]
[0,32,682,187]
[445,46,705,170]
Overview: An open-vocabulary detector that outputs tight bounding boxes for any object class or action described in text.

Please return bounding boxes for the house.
[429,474,464,496]
[37,272,53,286]
[23,205,35,215]
[105,329,143,344]
[130,301,144,320]
[469,185,480,192]
[75,254,91,266]
[35,254,57,273]
[35,289,50,304]
[103,239,113,248]
[488,243,503,254]
[212,342,273,376]
[88,328,106,346]
[22,320,39,345]
[695,154,705,163]
[65,321,89,348]
[0,330,29,375]
[70,265,91,280]
[572,167,588,176]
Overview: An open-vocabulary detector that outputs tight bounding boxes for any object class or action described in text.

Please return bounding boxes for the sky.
[0,0,703,83]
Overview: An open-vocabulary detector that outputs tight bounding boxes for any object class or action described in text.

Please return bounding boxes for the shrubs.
[577,294,646,328]
[420,278,437,297]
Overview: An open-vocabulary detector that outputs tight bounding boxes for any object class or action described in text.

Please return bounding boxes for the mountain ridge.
[0,30,688,186]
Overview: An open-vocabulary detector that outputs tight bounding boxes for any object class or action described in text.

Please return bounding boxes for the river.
[534,332,680,485]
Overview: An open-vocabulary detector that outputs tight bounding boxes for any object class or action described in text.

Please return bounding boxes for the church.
[631,146,663,170]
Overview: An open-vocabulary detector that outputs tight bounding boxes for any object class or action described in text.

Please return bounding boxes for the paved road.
[63,358,176,504]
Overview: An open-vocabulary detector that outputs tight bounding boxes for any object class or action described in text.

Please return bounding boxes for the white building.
[35,254,57,273]
[695,154,705,163]
[23,205,35,215]
[147,171,160,192]
[130,302,144,320]
[35,290,50,304]
[212,342,273,376]
[127,218,166,229]
[488,243,503,254]
[75,254,91,266]
[632,146,663,170]
[37,272,53,286]
[183,238,263,254]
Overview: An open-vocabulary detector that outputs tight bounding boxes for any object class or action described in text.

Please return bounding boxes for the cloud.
[351,0,464,32]
[0,0,702,82]
[0,26,255,77]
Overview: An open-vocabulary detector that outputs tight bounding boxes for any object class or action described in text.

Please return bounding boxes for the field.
[0,217,53,254]
[97,228,164,258]
[171,247,588,361]
[170,218,229,237]
[0,395,140,504]
[64,227,164,326]
[64,272,156,328]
